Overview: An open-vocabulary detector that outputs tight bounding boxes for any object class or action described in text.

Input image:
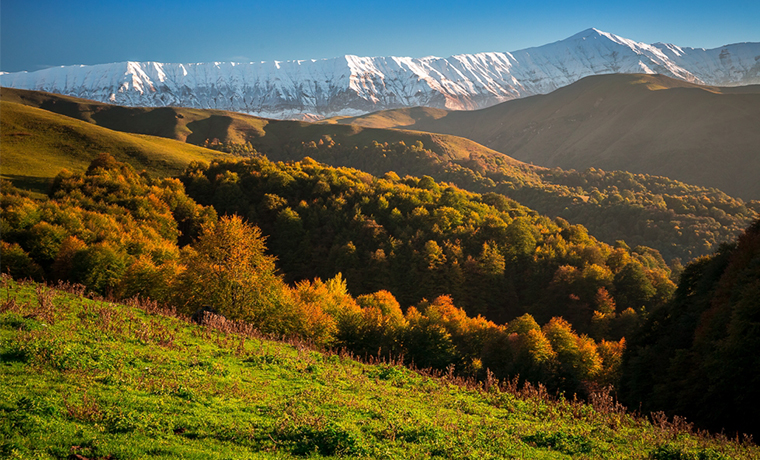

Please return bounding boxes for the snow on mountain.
[2,28,759,120]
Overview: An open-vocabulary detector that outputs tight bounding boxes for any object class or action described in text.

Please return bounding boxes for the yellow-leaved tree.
[177,215,296,333]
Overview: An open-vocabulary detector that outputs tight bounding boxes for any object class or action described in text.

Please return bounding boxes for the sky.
[1,0,759,72]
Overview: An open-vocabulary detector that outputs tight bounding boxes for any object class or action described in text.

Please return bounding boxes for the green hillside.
[2,276,755,459]
[0,100,231,196]
[329,74,760,200]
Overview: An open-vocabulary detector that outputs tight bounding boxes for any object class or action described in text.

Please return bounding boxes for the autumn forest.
[1,85,759,458]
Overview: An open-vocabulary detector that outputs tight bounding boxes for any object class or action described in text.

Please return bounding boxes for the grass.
[0,101,232,196]
[2,87,526,169]
[1,276,756,459]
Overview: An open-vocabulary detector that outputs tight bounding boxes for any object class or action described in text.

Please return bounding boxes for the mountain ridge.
[330,73,760,200]
[2,28,759,120]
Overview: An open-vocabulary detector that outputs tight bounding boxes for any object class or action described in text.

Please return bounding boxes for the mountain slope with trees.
[180,156,676,339]
[3,87,755,263]
[329,74,760,200]
[0,155,645,395]
[620,218,760,437]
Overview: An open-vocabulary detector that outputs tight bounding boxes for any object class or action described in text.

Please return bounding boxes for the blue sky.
[2,0,758,72]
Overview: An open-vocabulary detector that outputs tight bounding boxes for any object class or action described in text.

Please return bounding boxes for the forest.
[181,156,675,335]
[266,138,758,263]
[2,152,758,438]
[621,219,760,437]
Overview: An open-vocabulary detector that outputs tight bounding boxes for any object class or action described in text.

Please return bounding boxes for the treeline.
[262,139,757,263]
[530,168,758,263]
[181,156,675,340]
[1,154,624,395]
[620,218,760,437]
[202,139,259,156]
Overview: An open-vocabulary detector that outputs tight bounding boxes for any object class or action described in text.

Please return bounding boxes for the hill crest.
[332,74,760,200]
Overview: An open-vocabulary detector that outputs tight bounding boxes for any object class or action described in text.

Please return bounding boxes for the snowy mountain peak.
[567,27,607,39]
[2,29,759,120]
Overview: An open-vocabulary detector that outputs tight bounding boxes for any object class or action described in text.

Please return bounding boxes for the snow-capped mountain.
[2,28,759,120]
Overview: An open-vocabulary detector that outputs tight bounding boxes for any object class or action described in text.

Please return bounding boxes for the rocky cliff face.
[2,28,759,120]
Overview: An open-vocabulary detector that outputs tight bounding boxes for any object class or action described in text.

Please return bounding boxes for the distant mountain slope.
[1,28,758,119]
[334,74,760,200]
[1,87,530,172]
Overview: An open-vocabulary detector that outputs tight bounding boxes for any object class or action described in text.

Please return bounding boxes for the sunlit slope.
[0,101,231,194]
[2,278,757,459]
[1,87,528,170]
[332,74,760,200]
[326,106,450,129]
[1,87,269,144]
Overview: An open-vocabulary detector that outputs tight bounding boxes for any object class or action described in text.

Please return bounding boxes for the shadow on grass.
[1,174,52,197]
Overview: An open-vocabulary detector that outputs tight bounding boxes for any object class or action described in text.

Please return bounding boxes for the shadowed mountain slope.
[3,87,757,262]
[331,74,760,200]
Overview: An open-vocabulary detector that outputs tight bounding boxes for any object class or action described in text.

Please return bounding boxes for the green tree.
[613,262,655,311]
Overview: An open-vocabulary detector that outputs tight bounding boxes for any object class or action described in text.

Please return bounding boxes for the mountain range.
[2,28,759,120]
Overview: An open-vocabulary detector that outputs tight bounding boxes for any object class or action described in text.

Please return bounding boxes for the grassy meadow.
[1,277,757,459]
[0,101,231,196]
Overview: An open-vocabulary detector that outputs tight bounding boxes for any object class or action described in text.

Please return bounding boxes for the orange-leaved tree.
[177,215,296,333]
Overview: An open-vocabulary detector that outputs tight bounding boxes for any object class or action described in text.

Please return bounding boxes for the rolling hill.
[331,74,760,200]
[1,87,529,168]
[0,100,232,196]
[2,87,756,262]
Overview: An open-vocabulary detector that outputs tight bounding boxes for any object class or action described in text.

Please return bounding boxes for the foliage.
[0,153,215,300]
[620,219,760,437]
[2,156,632,394]
[181,156,676,341]
[176,215,297,334]
[2,278,756,459]
[265,139,757,263]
